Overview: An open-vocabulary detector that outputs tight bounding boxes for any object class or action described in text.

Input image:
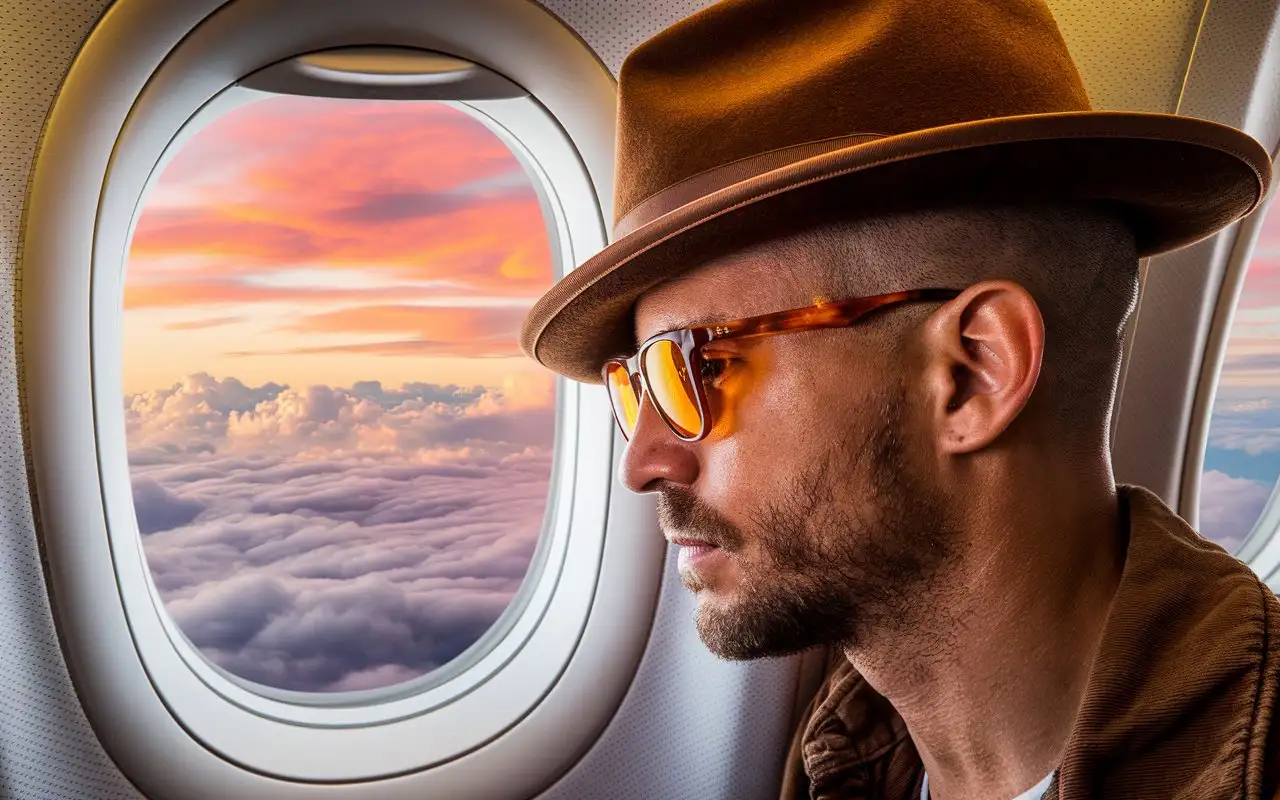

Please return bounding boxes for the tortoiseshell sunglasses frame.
[602,287,962,442]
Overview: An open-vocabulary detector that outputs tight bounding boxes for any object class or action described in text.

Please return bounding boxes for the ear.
[920,280,1044,454]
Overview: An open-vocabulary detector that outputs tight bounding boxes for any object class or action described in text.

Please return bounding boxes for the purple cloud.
[1199,469,1271,553]
[129,373,553,693]
[132,475,206,534]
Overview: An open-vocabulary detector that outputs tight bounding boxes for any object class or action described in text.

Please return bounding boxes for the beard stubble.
[658,385,958,661]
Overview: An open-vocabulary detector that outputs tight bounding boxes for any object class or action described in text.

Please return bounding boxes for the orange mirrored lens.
[642,340,702,438]
[605,363,641,438]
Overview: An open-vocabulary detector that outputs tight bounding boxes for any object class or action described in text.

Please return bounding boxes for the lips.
[670,537,722,560]
[670,536,728,584]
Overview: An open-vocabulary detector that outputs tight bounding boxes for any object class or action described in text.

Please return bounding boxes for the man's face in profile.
[622,239,959,661]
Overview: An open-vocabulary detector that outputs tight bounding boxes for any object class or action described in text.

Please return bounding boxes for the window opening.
[124,94,556,693]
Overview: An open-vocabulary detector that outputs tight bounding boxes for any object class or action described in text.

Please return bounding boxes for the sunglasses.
[602,288,961,442]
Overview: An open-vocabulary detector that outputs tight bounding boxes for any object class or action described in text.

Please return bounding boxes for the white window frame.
[1167,0,1280,585]
[1192,174,1280,570]
[22,0,666,796]
[110,84,597,726]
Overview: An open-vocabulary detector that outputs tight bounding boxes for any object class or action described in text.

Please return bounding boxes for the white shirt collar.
[921,770,1055,800]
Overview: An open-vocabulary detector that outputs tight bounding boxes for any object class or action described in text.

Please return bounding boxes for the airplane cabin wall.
[2,6,143,797]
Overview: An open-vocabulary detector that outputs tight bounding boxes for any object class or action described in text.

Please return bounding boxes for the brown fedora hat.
[521,0,1273,384]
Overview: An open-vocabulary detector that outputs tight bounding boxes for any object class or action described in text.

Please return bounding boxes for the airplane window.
[123,95,556,693]
[1199,207,1280,554]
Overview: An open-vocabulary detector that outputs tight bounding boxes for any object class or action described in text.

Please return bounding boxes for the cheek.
[699,336,904,508]
[697,355,849,508]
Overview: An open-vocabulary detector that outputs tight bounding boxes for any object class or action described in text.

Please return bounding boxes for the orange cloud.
[165,316,243,331]
[124,280,486,310]
[225,339,522,359]
[289,303,526,338]
[129,195,550,300]
[130,211,325,262]
[159,99,514,190]
[223,304,531,359]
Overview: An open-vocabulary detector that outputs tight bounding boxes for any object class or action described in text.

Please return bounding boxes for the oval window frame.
[110,84,586,719]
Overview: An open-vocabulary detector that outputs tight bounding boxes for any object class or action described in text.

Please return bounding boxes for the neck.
[845,452,1125,800]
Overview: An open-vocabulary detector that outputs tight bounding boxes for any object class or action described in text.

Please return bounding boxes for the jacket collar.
[797,484,1280,799]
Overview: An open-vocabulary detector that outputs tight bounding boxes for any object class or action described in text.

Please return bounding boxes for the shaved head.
[755,200,1141,446]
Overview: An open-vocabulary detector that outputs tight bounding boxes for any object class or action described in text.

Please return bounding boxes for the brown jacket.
[780,485,1280,799]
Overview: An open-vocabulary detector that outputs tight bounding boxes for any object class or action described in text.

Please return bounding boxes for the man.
[521,0,1278,798]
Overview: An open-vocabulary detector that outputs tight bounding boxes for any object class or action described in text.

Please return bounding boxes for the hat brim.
[521,110,1272,384]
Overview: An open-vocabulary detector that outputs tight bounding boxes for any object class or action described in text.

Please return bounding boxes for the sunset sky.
[124,96,556,692]
[124,95,554,395]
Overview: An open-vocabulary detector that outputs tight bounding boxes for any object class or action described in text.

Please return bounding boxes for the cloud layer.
[1200,392,1280,551]
[128,373,553,693]
[1197,470,1271,553]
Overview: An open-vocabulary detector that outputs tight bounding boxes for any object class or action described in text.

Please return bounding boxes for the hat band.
[612,132,885,239]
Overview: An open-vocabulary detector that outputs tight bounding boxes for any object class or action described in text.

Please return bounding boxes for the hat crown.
[614,0,1091,232]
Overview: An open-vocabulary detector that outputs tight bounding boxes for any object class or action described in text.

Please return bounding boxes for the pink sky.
[124,95,554,397]
[1217,199,1280,389]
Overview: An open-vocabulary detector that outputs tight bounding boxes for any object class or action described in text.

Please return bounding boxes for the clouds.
[1198,470,1272,553]
[282,305,529,338]
[126,278,469,311]
[1205,393,1280,457]
[1196,394,1280,550]
[1213,208,1280,401]
[326,189,476,224]
[1235,235,1280,310]
[1221,352,1280,380]
[132,476,206,534]
[129,373,554,693]
[169,571,516,691]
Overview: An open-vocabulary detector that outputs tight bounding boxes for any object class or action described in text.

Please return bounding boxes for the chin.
[692,599,775,661]
[693,582,842,661]
[679,550,742,594]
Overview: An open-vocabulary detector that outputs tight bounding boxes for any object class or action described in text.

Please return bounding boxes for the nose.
[619,392,700,493]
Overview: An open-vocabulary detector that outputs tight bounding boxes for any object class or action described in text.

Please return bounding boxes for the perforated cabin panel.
[1,0,148,797]
[537,549,797,800]
[537,0,716,74]
[1178,0,1280,133]
[1046,0,1204,112]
